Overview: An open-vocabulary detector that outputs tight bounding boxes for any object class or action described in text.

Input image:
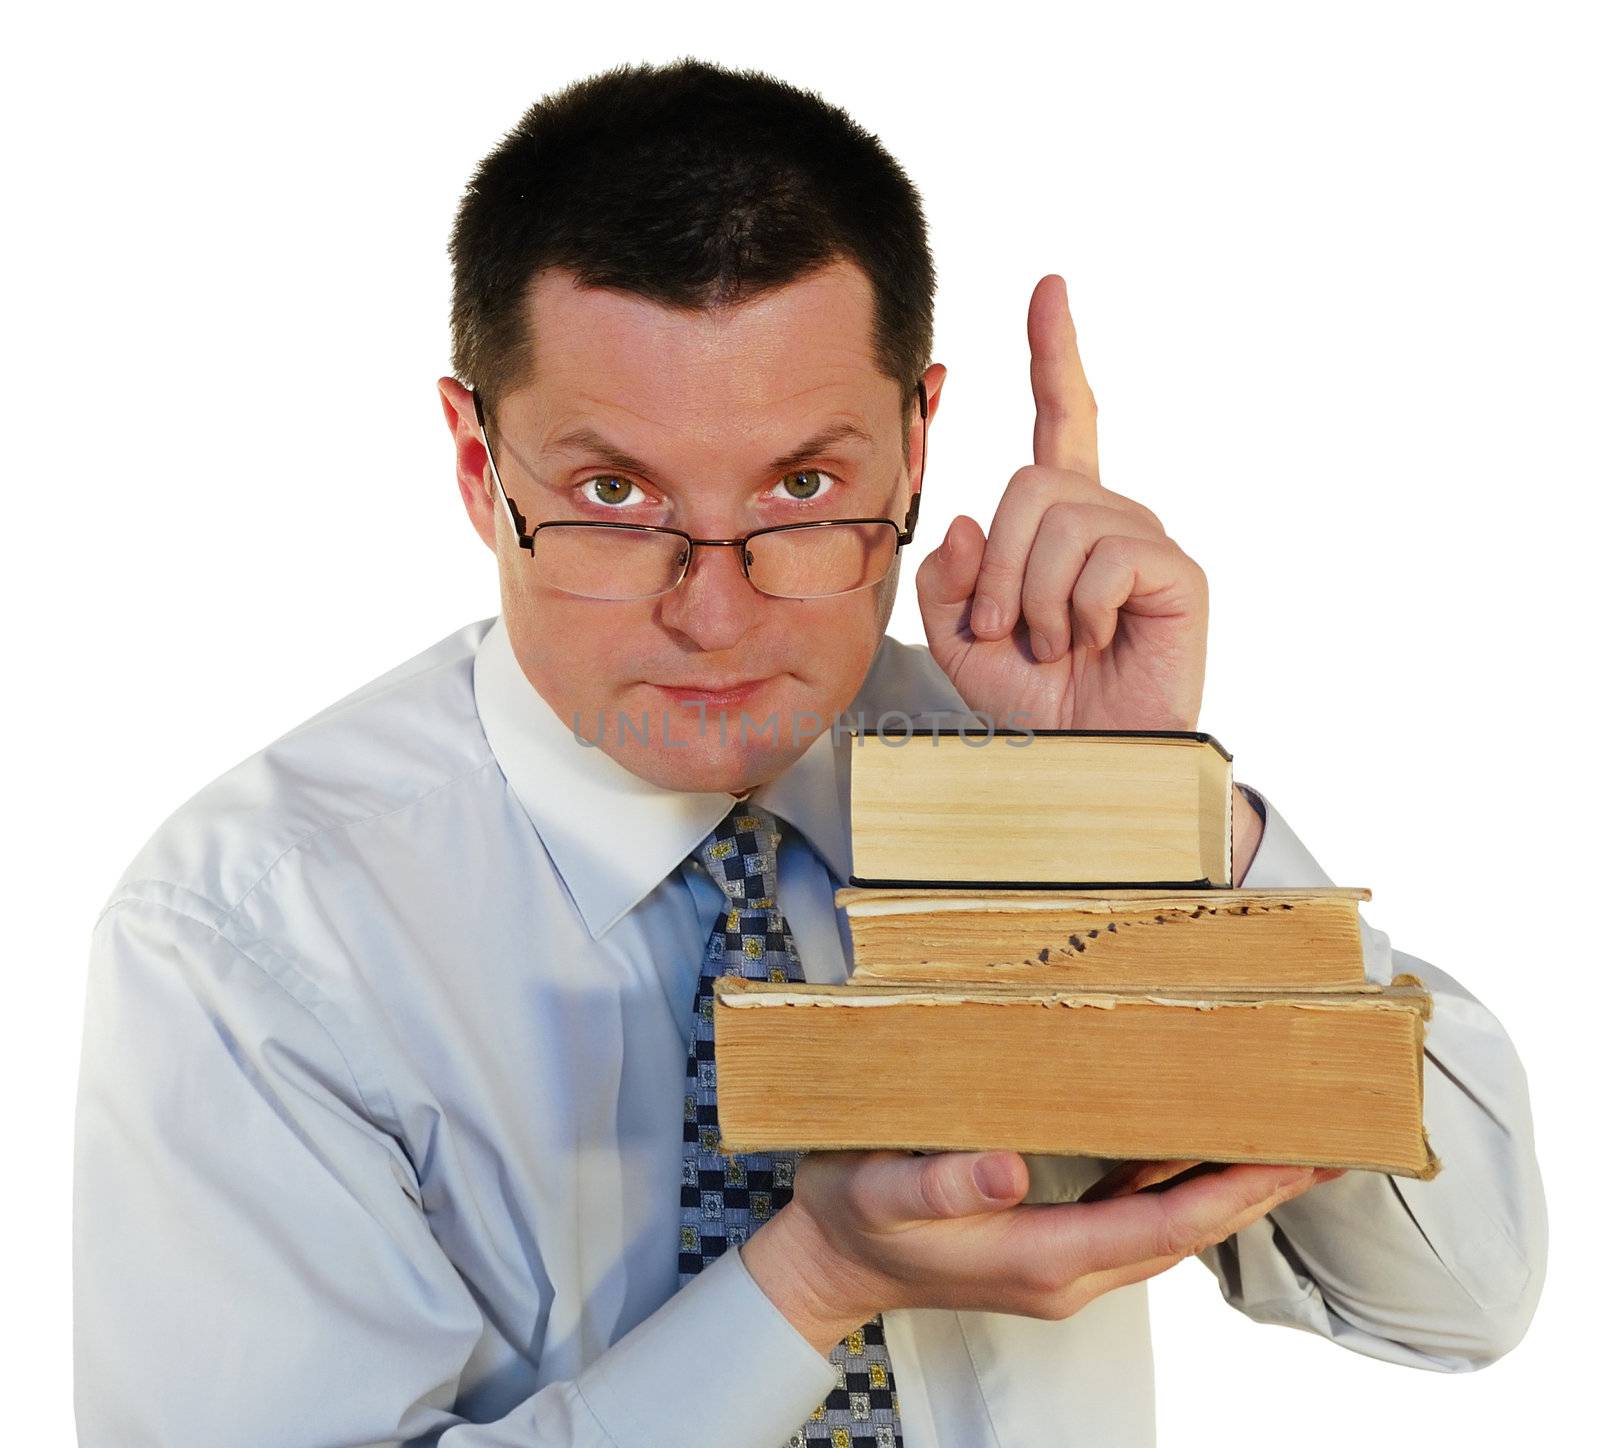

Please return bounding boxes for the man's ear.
[908,362,947,502]
[921,362,948,425]
[437,376,496,554]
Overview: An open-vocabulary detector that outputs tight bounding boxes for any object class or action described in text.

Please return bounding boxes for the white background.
[7,1,1594,1442]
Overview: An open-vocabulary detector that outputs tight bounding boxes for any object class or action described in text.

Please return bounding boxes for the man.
[74,58,1545,1447]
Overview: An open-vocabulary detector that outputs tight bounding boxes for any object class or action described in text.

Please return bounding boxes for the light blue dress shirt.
[74,614,1547,1447]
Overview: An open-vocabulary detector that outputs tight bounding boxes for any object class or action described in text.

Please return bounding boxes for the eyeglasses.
[469,382,928,601]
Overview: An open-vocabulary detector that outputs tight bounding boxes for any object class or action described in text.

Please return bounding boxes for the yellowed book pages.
[712,974,1438,1178]
[839,886,1374,991]
[849,731,1234,887]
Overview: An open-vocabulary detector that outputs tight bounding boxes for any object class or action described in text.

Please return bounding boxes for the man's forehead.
[515,261,896,426]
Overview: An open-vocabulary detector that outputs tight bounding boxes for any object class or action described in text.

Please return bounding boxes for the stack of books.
[714,729,1440,1180]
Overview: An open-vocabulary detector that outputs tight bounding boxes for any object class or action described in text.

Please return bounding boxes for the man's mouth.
[652,677,773,704]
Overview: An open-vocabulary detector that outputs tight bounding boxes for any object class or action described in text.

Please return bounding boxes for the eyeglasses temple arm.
[899,490,921,545]
[899,378,929,544]
[469,387,532,547]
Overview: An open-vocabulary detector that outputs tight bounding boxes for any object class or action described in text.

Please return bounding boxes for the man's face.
[441,259,941,794]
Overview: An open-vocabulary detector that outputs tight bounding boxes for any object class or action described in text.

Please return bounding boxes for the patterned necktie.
[680,802,904,1448]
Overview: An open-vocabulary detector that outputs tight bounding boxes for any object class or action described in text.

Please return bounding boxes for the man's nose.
[656,540,767,650]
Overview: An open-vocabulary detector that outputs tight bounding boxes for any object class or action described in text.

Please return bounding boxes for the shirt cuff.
[573,1243,839,1448]
[1234,782,1332,889]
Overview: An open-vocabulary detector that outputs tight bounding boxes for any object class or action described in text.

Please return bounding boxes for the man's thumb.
[916,515,985,636]
[901,1151,1029,1221]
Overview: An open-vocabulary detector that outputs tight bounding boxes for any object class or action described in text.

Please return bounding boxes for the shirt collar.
[472,615,852,938]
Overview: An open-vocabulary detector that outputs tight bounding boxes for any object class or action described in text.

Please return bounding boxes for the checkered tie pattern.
[681,802,904,1448]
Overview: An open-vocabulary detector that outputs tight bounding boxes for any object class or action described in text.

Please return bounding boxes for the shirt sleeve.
[74,892,838,1448]
[1189,785,1549,1371]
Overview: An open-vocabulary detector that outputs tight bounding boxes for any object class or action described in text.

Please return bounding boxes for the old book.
[849,729,1234,888]
[838,885,1375,992]
[712,974,1440,1178]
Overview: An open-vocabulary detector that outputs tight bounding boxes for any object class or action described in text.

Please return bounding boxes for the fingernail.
[1030,629,1053,662]
[974,1155,1018,1201]
[972,598,1000,634]
[940,520,957,557]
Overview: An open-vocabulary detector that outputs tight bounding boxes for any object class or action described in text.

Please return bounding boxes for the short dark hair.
[448,59,935,444]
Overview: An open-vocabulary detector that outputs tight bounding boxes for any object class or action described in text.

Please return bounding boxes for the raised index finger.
[1029,273,1100,482]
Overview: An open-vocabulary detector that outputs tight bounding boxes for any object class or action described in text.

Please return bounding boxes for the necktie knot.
[695,802,782,909]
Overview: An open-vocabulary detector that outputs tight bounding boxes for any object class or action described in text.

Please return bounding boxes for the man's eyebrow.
[545,420,876,477]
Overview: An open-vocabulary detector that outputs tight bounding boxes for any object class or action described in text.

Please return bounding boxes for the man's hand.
[916,275,1209,732]
[1078,1156,1347,1202]
[740,1149,1338,1355]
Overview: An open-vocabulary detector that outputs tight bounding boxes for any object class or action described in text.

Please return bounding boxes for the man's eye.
[581,476,644,507]
[773,469,836,502]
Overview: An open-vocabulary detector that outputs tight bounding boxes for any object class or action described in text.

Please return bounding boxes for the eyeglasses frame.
[468,379,929,601]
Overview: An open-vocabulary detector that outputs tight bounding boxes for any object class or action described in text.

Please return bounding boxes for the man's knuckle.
[1039,503,1093,551]
[982,544,1027,572]
[1006,1261,1050,1306]
[977,554,1026,590]
[836,1167,874,1219]
[1020,571,1065,612]
[915,1161,963,1219]
[1134,501,1164,533]
[1043,1283,1089,1321]
[1041,497,1085,527]
[1095,491,1161,535]
[1154,1208,1194,1261]
[1028,1260,1067,1298]
[1086,532,1132,565]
